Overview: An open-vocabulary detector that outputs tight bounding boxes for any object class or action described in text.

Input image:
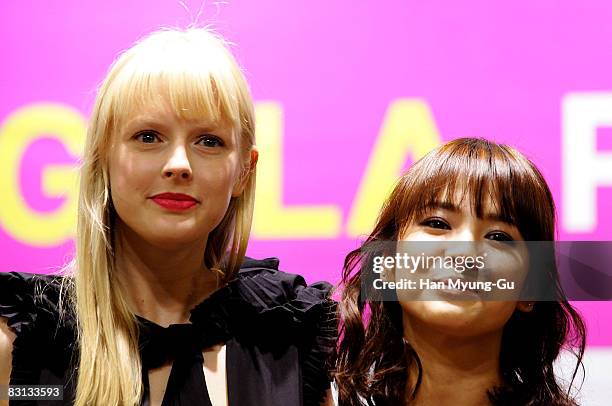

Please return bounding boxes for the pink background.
[0,1,611,348]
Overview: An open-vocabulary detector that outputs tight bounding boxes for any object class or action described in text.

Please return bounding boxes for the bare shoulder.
[0,317,15,385]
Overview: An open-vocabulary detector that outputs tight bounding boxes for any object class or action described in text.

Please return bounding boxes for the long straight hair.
[334,138,586,406]
[63,28,256,406]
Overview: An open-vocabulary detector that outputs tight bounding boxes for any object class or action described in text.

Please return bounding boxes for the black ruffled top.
[0,258,337,406]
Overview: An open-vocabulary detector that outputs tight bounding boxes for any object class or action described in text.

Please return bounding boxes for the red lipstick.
[150,193,198,211]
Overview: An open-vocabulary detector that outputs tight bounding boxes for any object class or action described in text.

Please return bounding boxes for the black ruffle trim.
[189,263,338,406]
[0,271,76,386]
[1,258,337,406]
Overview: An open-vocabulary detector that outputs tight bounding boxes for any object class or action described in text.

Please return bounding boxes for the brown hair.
[334,138,586,405]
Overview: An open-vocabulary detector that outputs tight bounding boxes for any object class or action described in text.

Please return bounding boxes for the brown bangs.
[391,138,555,241]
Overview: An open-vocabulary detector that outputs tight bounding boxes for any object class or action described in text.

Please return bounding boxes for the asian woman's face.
[108,98,248,250]
[397,194,533,338]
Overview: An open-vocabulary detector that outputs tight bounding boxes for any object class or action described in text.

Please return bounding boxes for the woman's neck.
[403,314,503,406]
[113,223,220,327]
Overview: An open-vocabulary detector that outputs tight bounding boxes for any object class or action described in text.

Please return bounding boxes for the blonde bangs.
[104,30,244,135]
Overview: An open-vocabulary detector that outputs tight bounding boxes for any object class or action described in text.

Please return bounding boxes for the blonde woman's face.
[397,195,533,338]
[108,98,245,250]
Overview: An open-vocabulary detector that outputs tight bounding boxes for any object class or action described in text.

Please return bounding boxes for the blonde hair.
[70,27,256,406]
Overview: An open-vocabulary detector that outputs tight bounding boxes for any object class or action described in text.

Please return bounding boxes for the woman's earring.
[518,301,535,313]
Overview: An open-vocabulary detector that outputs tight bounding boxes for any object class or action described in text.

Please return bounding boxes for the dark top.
[0,258,337,406]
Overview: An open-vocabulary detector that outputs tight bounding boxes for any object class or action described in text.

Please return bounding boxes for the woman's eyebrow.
[424,201,461,213]
[123,117,169,132]
[482,212,513,224]
[426,201,513,225]
[123,118,222,134]
[191,124,224,133]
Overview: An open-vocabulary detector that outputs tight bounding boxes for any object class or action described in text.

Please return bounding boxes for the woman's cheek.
[482,248,530,299]
[197,159,240,195]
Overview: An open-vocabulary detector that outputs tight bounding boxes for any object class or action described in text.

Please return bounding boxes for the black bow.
[137,318,227,370]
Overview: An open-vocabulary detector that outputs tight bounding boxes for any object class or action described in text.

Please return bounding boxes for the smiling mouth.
[432,278,481,295]
[150,193,198,212]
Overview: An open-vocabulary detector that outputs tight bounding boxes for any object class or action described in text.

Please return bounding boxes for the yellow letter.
[252,102,342,238]
[346,99,441,237]
[0,103,85,246]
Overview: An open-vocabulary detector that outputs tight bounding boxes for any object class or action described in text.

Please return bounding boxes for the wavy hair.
[334,138,586,406]
[63,28,256,406]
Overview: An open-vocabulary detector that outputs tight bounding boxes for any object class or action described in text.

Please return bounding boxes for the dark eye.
[197,135,224,148]
[135,130,161,144]
[486,231,514,243]
[421,218,451,230]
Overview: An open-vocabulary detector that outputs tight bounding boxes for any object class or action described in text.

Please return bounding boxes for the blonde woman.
[0,28,336,406]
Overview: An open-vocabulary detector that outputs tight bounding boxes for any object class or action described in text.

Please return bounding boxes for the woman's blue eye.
[197,135,224,148]
[421,218,451,230]
[135,131,160,143]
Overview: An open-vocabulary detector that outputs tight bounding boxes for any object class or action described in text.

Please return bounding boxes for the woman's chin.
[139,229,205,250]
[402,299,516,338]
[423,300,483,319]
[403,300,484,330]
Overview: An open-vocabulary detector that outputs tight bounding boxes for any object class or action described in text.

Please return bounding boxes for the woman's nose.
[452,228,477,242]
[162,145,193,180]
[444,228,479,257]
